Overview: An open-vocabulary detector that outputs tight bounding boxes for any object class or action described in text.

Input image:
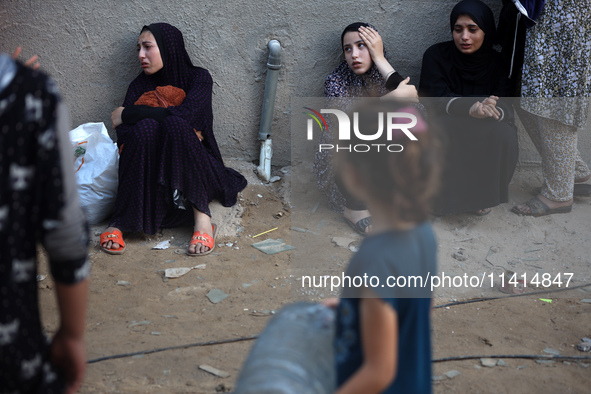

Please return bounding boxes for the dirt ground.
[37,160,591,393]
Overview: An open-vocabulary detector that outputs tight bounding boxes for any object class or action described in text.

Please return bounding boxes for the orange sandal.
[187,223,217,256]
[100,229,126,255]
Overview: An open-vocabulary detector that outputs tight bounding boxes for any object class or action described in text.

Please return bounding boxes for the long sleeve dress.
[419,40,519,215]
[110,23,247,234]
[419,0,519,215]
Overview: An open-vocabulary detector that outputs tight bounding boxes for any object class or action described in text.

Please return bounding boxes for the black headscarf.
[419,0,513,98]
[449,0,497,83]
[141,23,198,91]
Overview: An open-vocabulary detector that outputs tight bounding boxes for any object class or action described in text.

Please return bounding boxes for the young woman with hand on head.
[314,22,418,236]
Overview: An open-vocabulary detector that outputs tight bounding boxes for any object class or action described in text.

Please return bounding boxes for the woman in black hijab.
[419,0,518,216]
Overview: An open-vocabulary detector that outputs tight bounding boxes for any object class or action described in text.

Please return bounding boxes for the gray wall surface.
[2,0,589,166]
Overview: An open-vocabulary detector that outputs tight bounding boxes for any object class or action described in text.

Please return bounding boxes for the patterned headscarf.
[324,22,390,98]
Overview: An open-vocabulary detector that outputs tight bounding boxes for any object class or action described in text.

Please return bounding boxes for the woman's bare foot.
[188,209,213,255]
[101,227,122,251]
[343,208,372,234]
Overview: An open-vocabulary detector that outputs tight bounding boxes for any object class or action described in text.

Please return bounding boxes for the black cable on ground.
[86,283,591,365]
[433,354,591,363]
[434,282,591,309]
[87,335,258,364]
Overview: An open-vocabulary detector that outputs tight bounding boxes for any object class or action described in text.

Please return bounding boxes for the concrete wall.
[2,0,589,166]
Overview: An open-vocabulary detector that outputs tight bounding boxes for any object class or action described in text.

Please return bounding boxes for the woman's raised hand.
[111,107,125,129]
[358,26,386,63]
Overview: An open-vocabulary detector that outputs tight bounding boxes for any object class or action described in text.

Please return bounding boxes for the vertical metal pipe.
[257,40,282,182]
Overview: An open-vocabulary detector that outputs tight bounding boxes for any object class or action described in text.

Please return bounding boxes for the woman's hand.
[12,46,40,70]
[111,107,125,129]
[322,298,340,309]
[469,95,500,119]
[358,26,386,64]
[383,77,419,102]
[50,328,86,394]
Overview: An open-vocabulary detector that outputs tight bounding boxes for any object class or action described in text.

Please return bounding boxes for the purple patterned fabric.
[110,23,247,234]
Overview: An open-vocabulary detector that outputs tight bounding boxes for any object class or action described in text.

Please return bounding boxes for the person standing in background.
[0,51,90,393]
[510,0,591,216]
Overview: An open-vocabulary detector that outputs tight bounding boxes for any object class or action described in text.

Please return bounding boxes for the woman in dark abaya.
[419,0,518,216]
[102,23,247,256]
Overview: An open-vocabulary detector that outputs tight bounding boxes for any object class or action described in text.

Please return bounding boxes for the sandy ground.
[37,160,591,393]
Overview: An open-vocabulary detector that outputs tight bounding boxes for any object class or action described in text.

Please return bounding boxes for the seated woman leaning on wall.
[102,23,247,256]
[314,22,418,235]
[419,0,518,216]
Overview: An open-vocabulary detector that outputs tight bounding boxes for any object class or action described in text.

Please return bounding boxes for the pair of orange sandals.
[99,224,217,256]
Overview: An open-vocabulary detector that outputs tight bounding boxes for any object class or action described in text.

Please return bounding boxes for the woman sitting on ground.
[314,22,418,235]
[102,23,247,256]
[419,0,518,216]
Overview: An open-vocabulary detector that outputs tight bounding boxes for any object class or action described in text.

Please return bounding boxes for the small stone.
[163,370,171,376]
[257,194,263,198]
[242,283,252,288]
[580,299,591,303]
[199,364,230,378]
[116,280,131,286]
[151,332,161,336]
[331,237,355,248]
[165,259,176,263]
[349,245,359,253]
[497,360,509,367]
[517,365,528,370]
[443,370,461,379]
[480,358,497,367]
[206,289,229,304]
[563,361,571,365]
[128,320,151,328]
[269,176,281,183]
[452,249,467,261]
[577,342,591,352]
[163,315,178,319]
[578,363,589,368]
[131,354,145,359]
[543,348,561,356]
[535,360,556,365]
[432,375,446,382]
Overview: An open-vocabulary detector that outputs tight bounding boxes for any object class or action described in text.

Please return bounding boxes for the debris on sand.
[206,289,229,304]
[199,364,230,378]
[252,238,295,255]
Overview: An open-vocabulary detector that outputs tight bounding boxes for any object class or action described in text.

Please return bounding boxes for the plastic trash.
[234,302,335,394]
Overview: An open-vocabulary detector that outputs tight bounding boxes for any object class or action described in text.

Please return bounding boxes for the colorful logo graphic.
[303,107,328,133]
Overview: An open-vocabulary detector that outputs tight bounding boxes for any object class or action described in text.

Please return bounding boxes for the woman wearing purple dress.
[102,23,246,256]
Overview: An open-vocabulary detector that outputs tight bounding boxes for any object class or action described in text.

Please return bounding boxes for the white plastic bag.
[69,122,119,225]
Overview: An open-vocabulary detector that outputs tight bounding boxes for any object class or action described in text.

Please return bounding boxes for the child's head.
[337,101,441,223]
